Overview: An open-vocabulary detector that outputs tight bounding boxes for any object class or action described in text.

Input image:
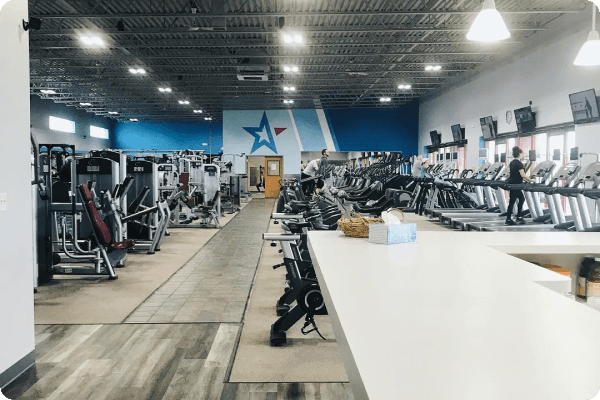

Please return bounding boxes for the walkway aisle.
[124,199,274,324]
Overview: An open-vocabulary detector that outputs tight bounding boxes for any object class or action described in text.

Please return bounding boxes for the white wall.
[0,0,35,385]
[418,7,600,169]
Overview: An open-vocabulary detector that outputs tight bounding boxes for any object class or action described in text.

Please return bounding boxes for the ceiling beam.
[29,9,581,19]
[29,25,548,37]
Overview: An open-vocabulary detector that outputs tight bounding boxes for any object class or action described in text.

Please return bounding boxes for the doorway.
[246,156,265,195]
[264,156,283,198]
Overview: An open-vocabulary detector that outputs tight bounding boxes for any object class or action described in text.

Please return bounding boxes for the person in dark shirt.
[505,146,535,225]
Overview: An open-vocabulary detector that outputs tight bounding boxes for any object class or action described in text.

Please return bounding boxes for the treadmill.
[475,161,581,232]
[435,162,505,226]
[428,162,492,218]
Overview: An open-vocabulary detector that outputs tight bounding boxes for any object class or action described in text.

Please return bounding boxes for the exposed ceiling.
[28,0,584,122]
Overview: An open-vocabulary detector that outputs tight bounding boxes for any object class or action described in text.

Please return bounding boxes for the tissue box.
[369,223,417,244]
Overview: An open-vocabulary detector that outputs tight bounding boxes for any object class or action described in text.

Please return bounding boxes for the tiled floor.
[124,199,275,324]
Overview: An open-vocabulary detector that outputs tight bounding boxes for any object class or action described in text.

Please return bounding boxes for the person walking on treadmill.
[505,146,535,225]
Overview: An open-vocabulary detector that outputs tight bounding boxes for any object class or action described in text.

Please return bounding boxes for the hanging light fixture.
[466,0,510,42]
[574,2,600,66]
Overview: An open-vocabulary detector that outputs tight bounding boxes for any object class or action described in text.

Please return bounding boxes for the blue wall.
[112,121,223,152]
[30,95,114,151]
[324,102,419,154]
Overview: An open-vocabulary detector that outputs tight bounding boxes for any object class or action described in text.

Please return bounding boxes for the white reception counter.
[307,231,600,400]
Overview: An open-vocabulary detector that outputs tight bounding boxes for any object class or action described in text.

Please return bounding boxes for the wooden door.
[264,156,283,198]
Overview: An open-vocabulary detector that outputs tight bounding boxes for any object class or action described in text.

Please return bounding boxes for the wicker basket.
[386,208,407,223]
[338,210,384,238]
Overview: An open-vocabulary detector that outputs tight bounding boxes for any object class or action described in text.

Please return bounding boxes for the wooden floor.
[3,324,354,400]
[2,200,355,400]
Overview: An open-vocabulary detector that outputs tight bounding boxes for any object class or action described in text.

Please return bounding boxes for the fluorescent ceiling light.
[40,89,56,94]
[193,109,203,113]
[159,87,172,92]
[80,102,92,106]
[574,4,600,66]
[398,84,411,89]
[178,100,190,105]
[283,100,294,104]
[426,65,442,71]
[379,97,391,102]
[130,118,138,122]
[283,33,303,45]
[466,0,510,42]
[204,117,212,121]
[108,111,118,115]
[129,68,146,74]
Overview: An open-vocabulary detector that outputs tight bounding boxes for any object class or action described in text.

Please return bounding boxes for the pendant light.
[574,2,600,66]
[466,0,511,42]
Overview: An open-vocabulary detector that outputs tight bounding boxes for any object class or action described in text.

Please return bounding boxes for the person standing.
[301,158,320,195]
[412,155,424,178]
[505,146,535,225]
[320,149,331,186]
[256,165,264,192]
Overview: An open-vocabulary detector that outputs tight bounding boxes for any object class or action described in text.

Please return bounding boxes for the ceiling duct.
[236,49,270,81]
[211,0,226,31]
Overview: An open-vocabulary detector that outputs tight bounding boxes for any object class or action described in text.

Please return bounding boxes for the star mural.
[243,111,286,154]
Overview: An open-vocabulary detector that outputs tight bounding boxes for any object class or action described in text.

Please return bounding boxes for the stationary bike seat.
[284,222,312,233]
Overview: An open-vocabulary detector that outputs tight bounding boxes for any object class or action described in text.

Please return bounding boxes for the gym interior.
[3,1,600,399]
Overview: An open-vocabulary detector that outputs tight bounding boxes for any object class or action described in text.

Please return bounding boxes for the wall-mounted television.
[569,89,600,124]
[430,130,441,147]
[570,147,580,161]
[453,152,458,160]
[500,153,506,163]
[529,149,537,161]
[514,106,537,134]
[445,153,451,160]
[480,116,496,140]
[494,154,499,163]
[451,124,464,142]
[553,149,561,161]
[479,148,488,158]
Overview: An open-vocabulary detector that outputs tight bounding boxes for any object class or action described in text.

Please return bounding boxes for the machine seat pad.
[110,240,135,251]
[285,222,312,232]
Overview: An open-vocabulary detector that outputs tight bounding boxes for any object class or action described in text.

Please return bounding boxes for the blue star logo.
[243,112,284,154]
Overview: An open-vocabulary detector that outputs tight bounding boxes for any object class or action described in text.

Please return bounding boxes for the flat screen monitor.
[451,124,463,142]
[569,89,600,124]
[430,130,440,147]
[514,106,537,134]
[500,153,506,163]
[529,149,536,161]
[480,116,496,140]
[570,147,580,161]
[494,154,499,163]
[445,153,451,160]
[479,148,488,158]
[553,149,561,161]
[453,152,458,160]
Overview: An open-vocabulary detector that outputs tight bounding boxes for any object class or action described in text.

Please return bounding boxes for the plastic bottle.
[576,256,596,300]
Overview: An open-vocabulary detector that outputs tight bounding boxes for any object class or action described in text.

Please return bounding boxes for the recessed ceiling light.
[40,89,56,94]
[108,111,118,115]
[193,109,203,113]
